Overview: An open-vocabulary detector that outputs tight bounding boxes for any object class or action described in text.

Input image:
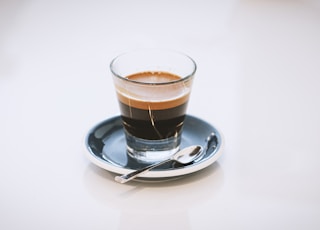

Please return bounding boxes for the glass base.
[125,131,181,163]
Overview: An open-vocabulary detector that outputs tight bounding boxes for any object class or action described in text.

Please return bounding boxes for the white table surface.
[1,0,320,229]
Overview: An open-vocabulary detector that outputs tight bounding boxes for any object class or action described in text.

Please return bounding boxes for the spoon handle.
[115,159,172,183]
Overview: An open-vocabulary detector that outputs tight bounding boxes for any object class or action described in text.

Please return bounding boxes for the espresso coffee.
[116,71,190,140]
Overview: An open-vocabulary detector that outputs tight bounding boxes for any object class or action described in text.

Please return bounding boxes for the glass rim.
[109,49,197,86]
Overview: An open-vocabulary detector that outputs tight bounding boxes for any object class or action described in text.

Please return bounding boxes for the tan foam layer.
[127,71,181,83]
[117,92,189,110]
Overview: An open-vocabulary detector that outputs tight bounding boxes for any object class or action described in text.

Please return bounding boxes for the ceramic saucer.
[85,115,223,180]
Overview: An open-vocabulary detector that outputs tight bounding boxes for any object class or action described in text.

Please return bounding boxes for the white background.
[1,0,320,229]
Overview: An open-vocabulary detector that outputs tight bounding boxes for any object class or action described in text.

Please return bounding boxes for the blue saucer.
[85,115,223,179]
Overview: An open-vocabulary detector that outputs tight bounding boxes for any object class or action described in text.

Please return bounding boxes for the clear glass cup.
[110,49,196,162]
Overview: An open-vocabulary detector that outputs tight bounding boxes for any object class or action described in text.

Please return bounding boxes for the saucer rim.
[84,115,224,179]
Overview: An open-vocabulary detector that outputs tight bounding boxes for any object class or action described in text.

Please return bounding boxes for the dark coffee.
[116,71,190,140]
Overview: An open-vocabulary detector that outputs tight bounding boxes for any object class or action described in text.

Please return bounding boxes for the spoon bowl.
[173,145,203,164]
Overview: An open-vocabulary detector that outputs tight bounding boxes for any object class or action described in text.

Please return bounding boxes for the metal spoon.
[114,145,203,183]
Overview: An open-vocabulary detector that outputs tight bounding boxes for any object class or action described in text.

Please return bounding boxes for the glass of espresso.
[110,49,196,162]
